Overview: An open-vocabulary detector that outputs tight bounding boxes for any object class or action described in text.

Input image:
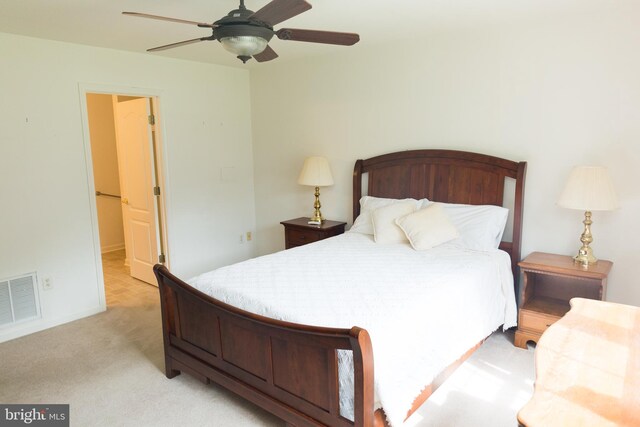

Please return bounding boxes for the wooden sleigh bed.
[154,149,527,427]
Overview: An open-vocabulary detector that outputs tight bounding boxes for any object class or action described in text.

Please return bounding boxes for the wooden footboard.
[154,265,374,427]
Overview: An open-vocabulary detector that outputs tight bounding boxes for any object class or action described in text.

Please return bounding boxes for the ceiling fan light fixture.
[215,24,274,62]
[220,35,268,56]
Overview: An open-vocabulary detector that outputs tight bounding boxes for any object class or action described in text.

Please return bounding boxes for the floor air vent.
[0,273,41,327]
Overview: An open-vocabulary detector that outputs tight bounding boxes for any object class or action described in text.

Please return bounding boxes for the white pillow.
[395,204,459,250]
[371,201,417,244]
[349,196,421,235]
[426,202,509,251]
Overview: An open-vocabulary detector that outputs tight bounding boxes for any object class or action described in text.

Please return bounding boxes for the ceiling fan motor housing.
[213,7,275,43]
[214,24,274,43]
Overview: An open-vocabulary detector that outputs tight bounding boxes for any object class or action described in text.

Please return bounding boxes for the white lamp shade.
[298,156,334,187]
[557,166,618,211]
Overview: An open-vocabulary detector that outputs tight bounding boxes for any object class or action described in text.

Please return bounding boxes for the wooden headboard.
[353,149,527,277]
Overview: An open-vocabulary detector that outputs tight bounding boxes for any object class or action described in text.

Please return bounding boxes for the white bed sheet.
[190,232,517,426]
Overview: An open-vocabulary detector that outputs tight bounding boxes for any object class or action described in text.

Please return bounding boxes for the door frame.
[78,83,170,310]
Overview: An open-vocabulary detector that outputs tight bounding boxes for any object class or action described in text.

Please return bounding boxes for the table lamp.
[557,166,618,265]
[298,156,334,224]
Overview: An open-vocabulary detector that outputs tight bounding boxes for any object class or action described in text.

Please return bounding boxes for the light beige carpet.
[0,287,535,427]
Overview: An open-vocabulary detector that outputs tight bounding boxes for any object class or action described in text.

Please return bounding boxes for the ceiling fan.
[123,0,360,63]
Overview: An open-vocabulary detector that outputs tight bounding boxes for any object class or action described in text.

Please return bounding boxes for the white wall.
[250,9,640,305]
[0,33,256,342]
[86,93,125,253]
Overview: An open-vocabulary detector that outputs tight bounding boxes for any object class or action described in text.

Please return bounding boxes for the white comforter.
[190,232,517,426]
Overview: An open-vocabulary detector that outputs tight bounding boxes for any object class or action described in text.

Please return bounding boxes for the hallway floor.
[102,249,158,306]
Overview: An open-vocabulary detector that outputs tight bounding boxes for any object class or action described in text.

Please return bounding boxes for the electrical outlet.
[239,234,244,244]
[246,231,252,241]
[42,276,53,290]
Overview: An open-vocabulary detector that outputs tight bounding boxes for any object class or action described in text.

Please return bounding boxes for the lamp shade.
[298,156,334,187]
[557,166,618,211]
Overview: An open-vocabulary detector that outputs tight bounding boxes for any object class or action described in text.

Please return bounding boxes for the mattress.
[190,232,517,426]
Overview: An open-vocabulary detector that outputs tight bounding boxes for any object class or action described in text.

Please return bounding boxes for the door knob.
[121,198,129,205]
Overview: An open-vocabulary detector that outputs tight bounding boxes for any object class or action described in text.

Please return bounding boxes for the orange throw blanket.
[518,297,640,427]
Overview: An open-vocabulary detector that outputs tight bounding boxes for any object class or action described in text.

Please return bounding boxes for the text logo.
[0,405,69,427]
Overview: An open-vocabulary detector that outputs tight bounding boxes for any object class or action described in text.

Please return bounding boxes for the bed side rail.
[154,265,374,427]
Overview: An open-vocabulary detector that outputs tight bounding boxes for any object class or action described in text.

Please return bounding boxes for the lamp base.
[574,247,597,266]
[573,210,597,267]
[309,186,324,224]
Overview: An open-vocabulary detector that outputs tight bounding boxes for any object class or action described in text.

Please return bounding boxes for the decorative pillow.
[395,204,459,250]
[425,201,509,251]
[371,201,417,244]
[349,196,421,235]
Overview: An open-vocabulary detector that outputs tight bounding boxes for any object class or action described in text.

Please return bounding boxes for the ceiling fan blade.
[276,28,360,45]
[254,45,279,62]
[147,37,211,52]
[123,12,215,28]
[249,0,311,27]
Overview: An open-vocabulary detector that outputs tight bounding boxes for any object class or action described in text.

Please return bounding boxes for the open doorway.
[85,93,168,307]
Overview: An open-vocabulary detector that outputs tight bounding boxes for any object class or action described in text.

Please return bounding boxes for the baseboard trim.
[101,243,125,254]
[0,305,106,344]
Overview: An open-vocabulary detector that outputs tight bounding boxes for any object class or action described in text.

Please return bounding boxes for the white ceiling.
[0,0,634,68]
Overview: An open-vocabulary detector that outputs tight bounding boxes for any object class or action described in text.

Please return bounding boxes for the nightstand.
[514,252,613,349]
[280,217,346,249]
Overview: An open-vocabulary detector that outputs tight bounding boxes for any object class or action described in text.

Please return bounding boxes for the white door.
[113,97,159,285]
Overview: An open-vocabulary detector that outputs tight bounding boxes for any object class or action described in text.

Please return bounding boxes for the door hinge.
[153,186,161,196]
[158,254,166,264]
[148,114,155,125]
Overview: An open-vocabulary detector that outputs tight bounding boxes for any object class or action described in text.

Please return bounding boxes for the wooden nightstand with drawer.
[280,217,346,249]
[514,252,612,349]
